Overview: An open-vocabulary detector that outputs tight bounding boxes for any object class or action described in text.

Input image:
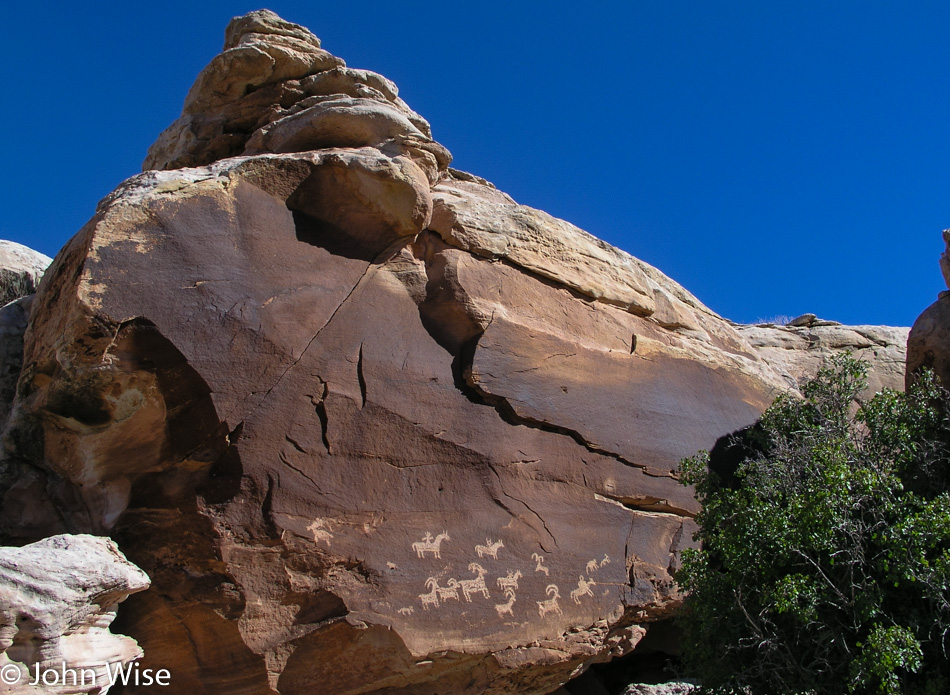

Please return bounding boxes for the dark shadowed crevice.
[356,343,367,408]
[566,620,687,694]
[291,209,381,262]
[595,491,695,519]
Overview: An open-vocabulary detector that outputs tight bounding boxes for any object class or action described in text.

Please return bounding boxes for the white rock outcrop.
[0,535,149,694]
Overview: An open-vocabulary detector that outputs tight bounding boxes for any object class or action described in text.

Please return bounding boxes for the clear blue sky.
[4,1,948,326]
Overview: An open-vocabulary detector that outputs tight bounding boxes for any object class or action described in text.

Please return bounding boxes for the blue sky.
[4,2,948,326]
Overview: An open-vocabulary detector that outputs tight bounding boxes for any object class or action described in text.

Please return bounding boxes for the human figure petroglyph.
[412,531,450,559]
[496,569,522,592]
[495,589,516,618]
[570,575,595,604]
[586,559,599,575]
[475,538,504,559]
[307,518,333,547]
[459,562,491,601]
[397,607,414,616]
[537,584,562,618]
[532,552,549,576]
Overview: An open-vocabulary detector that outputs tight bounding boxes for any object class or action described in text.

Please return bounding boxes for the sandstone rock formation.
[908,229,950,389]
[0,10,910,695]
[0,534,149,694]
[738,318,908,399]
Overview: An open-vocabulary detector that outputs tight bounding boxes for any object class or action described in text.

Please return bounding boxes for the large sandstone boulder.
[0,10,909,695]
[0,534,149,694]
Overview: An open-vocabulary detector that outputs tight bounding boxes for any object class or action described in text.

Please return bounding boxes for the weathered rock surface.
[0,242,52,306]
[0,10,910,695]
[908,230,950,389]
[144,9,448,186]
[0,534,149,694]
[739,320,909,399]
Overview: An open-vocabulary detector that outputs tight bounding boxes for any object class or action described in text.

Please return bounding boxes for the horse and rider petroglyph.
[475,538,504,559]
[307,518,333,547]
[571,575,595,604]
[412,531,450,559]
[496,569,522,592]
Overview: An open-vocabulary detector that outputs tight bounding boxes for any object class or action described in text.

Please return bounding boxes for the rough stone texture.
[0,11,910,695]
[144,9,448,186]
[621,684,696,695]
[738,321,909,399]
[0,534,149,694]
[0,242,52,306]
[908,230,950,390]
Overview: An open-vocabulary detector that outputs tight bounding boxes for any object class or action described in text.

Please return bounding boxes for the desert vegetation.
[677,356,950,694]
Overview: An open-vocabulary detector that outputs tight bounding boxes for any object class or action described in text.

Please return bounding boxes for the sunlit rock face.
[0,534,149,695]
[0,10,906,695]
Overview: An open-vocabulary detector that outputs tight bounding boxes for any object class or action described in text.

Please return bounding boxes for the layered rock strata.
[0,534,149,694]
[0,10,910,695]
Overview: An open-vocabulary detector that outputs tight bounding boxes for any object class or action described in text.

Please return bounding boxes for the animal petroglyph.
[495,589,516,618]
[586,554,611,574]
[459,562,491,601]
[412,531,450,559]
[532,553,550,576]
[397,607,414,616]
[496,569,523,592]
[307,518,333,547]
[419,582,439,610]
[537,584,562,618]
[475,539,504,559]
[570,575,595,604]
[435,578,460,602]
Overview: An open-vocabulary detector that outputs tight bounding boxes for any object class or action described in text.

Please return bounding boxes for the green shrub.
[676,355,950,694]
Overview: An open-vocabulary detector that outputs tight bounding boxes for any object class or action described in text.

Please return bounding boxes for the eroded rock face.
[0,10,907,695]
[908,230,950,389]
[144,9,449,186]
[0,534,149,694]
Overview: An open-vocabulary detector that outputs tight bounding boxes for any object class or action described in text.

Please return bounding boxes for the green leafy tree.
[676,355,950,694]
